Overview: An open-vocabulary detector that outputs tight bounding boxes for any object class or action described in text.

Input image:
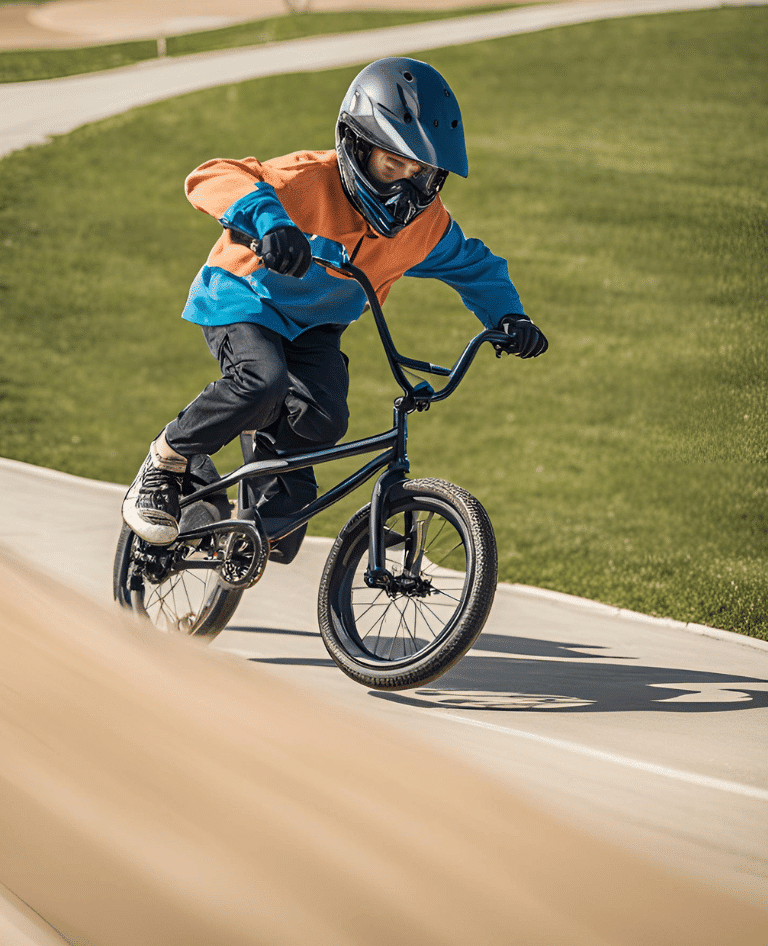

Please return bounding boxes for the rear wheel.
[318,478,498,690]
[113,501,244,640]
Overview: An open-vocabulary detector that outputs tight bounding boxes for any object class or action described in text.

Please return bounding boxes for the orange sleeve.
[184,157,269,219]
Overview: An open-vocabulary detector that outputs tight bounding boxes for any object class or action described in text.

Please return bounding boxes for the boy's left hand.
[498,315,548,359]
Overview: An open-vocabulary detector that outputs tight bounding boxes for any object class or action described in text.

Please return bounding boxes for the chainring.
[176,518,269,590]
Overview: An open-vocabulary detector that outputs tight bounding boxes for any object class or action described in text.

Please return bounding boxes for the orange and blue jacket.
[181,150,524,339]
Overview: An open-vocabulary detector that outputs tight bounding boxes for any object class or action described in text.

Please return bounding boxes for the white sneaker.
[122,445,186,545]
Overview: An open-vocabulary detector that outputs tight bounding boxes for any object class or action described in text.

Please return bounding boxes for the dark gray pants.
[165,321,349,560]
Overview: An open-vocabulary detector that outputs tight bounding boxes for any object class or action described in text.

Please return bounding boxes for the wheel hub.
[365,567,434,598]
[132,542,178,584]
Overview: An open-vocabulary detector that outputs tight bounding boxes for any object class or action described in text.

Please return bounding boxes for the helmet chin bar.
[377,177,431,226]
[336,121,446,238]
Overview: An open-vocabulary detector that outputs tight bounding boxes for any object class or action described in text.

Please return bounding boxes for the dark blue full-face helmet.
[336,57,469,237]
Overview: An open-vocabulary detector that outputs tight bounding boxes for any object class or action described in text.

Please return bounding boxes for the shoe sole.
[122,503,179,546]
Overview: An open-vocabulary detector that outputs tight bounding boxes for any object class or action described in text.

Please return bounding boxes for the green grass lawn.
[1,8,766,637]
[0,5,517,82]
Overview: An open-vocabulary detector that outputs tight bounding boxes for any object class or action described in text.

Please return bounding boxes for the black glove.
[498,315,548,359]
[259,226,312,278]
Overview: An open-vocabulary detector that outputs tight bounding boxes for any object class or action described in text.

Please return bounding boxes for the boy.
[123,57,547,560]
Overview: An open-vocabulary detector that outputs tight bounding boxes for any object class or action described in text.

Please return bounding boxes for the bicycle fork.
[365,400,413,593]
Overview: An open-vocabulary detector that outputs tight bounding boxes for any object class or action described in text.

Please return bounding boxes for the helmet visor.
[405,162,447,200]
[365,145,447,199]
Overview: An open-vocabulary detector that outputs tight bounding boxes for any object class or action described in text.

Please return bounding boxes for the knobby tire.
[317,478,498,690]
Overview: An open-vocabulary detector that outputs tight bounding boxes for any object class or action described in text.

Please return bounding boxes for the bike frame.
[176,234,510,586]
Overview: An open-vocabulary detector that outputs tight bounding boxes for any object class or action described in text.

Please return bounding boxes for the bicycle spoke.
[404,599,423,652]
[417,597,457,630]
[400,598,419,656]
[386,604,406,659]
[427,588,464,605]
[350,590,390,624]
[359,601,391,652]
[423,540,465,572]
[136,548,223,633]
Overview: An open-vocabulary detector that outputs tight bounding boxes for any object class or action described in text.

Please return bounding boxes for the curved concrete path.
[1,0,765,158]
[0,0,519,49]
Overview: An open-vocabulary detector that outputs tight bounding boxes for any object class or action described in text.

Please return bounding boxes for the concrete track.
[2,457,767,917]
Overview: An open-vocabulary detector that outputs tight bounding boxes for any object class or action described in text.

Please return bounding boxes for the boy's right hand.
[259,226,312,278]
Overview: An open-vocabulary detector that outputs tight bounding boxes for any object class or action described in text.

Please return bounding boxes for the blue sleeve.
[218,182,294,239]
[405,220,525,328]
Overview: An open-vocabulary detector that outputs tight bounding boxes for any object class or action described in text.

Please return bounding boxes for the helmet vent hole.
[404,112,413,123]
[451,120,459,128]
[433,120,439,127]
[403,71,414,81]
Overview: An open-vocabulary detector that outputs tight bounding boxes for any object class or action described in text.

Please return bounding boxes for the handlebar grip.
[226,226,262,256]
[223,226,352,273]
[489,328,518,357]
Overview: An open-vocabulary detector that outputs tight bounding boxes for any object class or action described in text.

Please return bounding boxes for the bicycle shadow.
[372,632,768,714]
[226,625,317,638]
[224,624,336,668]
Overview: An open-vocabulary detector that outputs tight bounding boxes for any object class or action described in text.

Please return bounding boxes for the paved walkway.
[2,0,527,49]
[1,0,763,160]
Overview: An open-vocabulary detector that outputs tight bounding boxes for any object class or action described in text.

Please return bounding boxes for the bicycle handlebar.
[224,225,511,409]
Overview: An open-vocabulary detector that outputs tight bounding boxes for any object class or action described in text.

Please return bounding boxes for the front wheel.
[318,478,498,690]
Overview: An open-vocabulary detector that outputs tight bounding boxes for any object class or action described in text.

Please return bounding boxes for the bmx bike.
[114,234,519,690]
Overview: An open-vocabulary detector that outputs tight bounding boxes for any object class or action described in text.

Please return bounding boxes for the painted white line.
[440,712,768,801]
